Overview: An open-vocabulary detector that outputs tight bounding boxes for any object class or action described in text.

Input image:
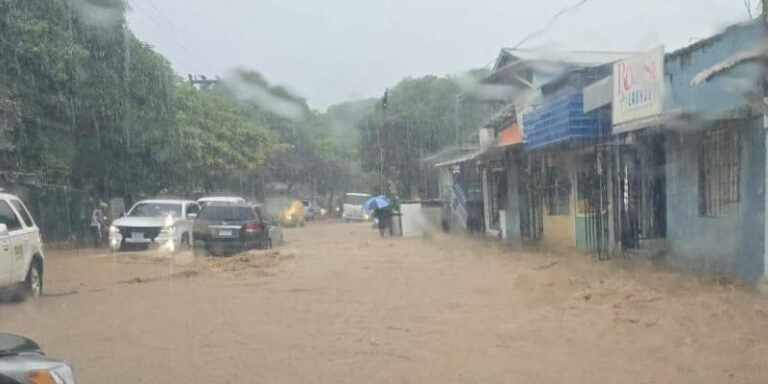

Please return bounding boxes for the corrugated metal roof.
[483,103,517,131]
[433,149,482,168]
[691,41,768,86]
[496,48,632,70]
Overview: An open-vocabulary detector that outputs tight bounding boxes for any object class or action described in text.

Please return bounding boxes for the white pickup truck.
[109,199,199,252]
[0,192,44,299]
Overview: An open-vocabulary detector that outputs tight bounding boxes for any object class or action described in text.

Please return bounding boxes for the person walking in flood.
[364,195,394,238]
[373,206,393,238]
[90,201,108,247]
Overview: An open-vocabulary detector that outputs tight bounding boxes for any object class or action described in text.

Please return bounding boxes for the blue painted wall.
[661,21,766,280]
[664,22,765,119]
[665,118,764,280]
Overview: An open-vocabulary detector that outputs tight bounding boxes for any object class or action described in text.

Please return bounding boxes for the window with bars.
[698,125,741,218]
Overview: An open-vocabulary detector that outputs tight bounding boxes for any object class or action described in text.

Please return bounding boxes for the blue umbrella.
[363,195,391,211]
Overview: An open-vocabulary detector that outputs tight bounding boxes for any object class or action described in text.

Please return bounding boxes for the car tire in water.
[25,260,43,299]
[193,247,206,257]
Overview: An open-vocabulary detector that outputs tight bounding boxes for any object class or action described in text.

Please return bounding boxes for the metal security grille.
[520,156,543,241]
[545,165,571,216]
[578,150,610,259]
[699,125,741,218]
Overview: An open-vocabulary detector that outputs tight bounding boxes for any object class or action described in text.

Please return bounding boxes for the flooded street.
[2,221,768,383]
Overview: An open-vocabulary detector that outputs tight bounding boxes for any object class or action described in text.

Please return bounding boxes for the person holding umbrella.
[363,195,393,238]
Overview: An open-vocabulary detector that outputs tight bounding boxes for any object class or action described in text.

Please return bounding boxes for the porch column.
[482,165,491,234]
[505,155,523,242]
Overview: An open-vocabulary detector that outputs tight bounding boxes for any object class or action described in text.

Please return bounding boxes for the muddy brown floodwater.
[2,221,768,383]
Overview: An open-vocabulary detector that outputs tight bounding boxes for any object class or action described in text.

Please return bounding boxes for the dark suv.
[193,203,269,256]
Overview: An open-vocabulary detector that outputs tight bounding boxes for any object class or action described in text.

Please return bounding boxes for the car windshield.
[199,206,256,221]
[344,195,370,206]
[128,203,182,218]
[199,198,243,206]
[6,1,767,383]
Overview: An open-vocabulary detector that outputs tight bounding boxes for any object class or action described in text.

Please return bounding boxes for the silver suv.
[109,199,199,252]
[0,193,44,298]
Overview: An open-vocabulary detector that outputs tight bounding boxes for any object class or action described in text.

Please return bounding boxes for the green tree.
[357,71,490,198]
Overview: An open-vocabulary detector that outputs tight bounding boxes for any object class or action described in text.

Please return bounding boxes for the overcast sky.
[126,0,751,109]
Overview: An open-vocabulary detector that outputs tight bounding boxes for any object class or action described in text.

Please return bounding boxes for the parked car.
[0,333,76,384]
[0,192,44,299]
[252,204,283,247]
[197,196,246,208]
[302,198,322,221]
[193,203,270,256]
[342,193,372,222]
[108,199,199,252]
[280,200,306,227]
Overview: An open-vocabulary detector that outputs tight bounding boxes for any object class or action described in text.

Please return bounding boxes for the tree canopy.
[357,71,491,198]
[0,0,487,207]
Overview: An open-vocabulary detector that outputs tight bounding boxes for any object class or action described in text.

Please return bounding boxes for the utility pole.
[380,89,388,195]
[763,0,768,279]
[188,74,220,90]
[763,0,768,22]
[454,94,461,147]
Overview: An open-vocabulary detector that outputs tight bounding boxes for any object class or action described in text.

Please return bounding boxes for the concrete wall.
[665,117,765,280]
[543,213,574,249]
[660,22,766,280]
[664,22,765,119]
[541,152,576,249]
[400,203,424,237]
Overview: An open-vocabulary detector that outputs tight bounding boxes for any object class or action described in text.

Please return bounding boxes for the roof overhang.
[612,109,687,134]
[433,150,482,168]
[691,41,768,86]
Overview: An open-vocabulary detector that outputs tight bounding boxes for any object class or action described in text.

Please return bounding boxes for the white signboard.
[612,47,664,127]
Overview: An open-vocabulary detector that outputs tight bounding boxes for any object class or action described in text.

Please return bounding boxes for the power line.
[135,0,213,74]
[140,0,183,30]
[129,1,213,74]
[360,0,444,60]
[130,2,206,72]
[744,0,753,18]
[511,0,592,49]
[139,0,201,51]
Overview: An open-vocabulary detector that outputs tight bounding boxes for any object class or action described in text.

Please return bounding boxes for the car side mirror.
[0,223,8,236]
[188,213,198,219]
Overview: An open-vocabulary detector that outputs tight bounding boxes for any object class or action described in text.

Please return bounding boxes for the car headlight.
[27,365,75,384]
[109,225,119,234]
